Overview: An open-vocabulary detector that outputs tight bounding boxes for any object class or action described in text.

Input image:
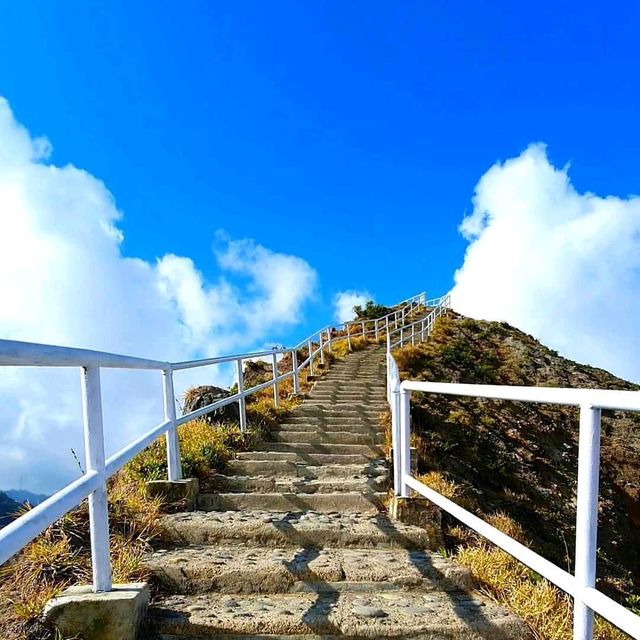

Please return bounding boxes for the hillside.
[394,313,640,604]
[5,490,48,506]
[0,490,21,527]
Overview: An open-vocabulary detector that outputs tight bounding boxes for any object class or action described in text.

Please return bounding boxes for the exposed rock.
[243,360,272,388]
[183,385,239,424]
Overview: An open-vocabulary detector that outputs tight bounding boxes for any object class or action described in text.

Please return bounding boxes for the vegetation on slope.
[393,313,640,638]
[353,299,393,320]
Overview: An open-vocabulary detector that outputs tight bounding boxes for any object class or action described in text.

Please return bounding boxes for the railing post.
[272,350,279,407]
[347,323,352,351]
[319,331,325,365]
[81,366,112,593]
[400,327,404,347]
[327,328,332,353]
[399,386,411,498]
[292,349,300,395]
[421,318,426,341]
[361,321,366,340]
[375,319,379,342]
[236,359,247,432]
[411,323,415,345]
[162,367,182,480]
[390,386,402,495]
[308,338,314,376]
[386,315,389,336]
[573,404,602,640]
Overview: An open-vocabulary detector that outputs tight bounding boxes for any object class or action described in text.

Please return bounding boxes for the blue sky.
[1,0,639,346]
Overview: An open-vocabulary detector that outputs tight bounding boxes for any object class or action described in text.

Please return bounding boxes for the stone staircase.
[143,344,525,639]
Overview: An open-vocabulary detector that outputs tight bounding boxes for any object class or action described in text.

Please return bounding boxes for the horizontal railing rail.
[386,295,640,640]
[387,293,451,350]
[0,289,428,596]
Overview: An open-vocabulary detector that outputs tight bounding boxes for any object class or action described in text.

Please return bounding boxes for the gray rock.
[183,385,240,424]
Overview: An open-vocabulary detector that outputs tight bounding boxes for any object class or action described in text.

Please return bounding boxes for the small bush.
[125,418,240,482]
[353,300,393,320]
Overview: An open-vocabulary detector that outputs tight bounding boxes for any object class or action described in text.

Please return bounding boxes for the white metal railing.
[387,293,451,350]
[386,296,640,640]
[0,290,426,595]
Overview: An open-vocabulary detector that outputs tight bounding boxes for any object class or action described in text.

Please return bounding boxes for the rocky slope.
[395,313,640,603]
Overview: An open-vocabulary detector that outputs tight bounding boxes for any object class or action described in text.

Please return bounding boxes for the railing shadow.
[369,512,519,636]
[270,516,342,634]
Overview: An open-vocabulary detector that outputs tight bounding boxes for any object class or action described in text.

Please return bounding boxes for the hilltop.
[394,312,640,604]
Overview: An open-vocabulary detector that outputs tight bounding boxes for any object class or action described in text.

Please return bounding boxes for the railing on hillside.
[386,298,640,640]
[387,293,451,350]
[0,290,428,595]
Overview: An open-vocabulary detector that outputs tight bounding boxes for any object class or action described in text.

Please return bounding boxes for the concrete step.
[294,410,386,421]
[144,546,473,595]
[227,460,388,479]
[147,590,525,638]
[311,380,382,386]
[309,390,382,405]
[308,390,385,396]
[313,379,383,383]
[276,421,384,433]
[305,401,384,407]
[296,404,387,413]
[235,451,371,465]
[197,491,386,514]
[308,389,385,395]
[158,511,441,550]
[321,376,382,379]
[255,442,384,458]
[270,431,384,446]
[206,475,387,494]
[284,415,383,426]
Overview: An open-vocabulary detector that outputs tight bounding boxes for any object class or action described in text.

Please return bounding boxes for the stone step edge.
[145,589,525,639]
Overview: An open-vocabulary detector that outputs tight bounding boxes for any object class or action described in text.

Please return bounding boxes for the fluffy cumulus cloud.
[333,290,372,323]
[452,143,640,382]
[0,98,317,493]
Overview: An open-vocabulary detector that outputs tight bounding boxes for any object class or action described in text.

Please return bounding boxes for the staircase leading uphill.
[144,344,525,639]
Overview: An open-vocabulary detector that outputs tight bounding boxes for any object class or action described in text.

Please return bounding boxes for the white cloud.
[452,143,640,382]
[0,98,317,493]
[333,290,372,323]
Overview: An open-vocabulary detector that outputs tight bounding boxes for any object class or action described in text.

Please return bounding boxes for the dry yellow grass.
[0,473,161,639]
[415,475,629,640]
[457,542,627,640]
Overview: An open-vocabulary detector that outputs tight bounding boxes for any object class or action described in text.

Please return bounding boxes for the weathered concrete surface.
[147,590,525,639]
[157,510,441,550]
[206,474,387,494]
[197,490,387,514]
[43,582,149,640]
[146,546,473,594]
[146,478,199,512]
